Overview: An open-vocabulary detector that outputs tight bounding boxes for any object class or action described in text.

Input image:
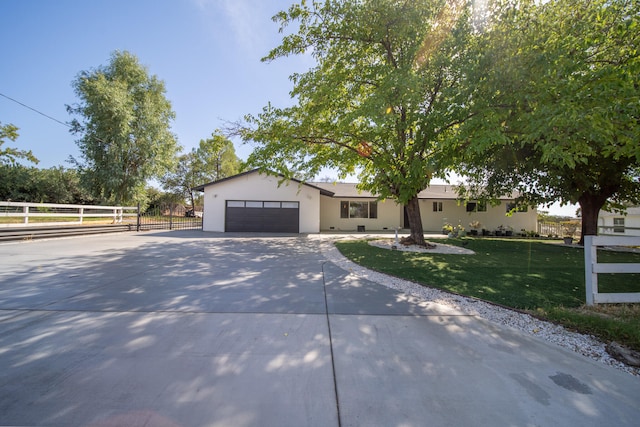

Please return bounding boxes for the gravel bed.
[320,238,639,377]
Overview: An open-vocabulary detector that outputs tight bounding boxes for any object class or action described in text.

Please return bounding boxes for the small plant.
[442,223,454,234]
[469,220,481,229]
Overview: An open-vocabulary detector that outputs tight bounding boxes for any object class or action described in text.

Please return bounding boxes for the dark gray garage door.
[225,200,300,233]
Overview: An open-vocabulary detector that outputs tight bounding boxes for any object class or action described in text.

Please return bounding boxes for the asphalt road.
[0,230,638,427]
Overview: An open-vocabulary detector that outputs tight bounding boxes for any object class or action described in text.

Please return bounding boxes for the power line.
[0,92,71,129]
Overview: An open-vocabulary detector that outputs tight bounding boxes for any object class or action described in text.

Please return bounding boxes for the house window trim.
[506,202,528,213]
[340,200,378,219]
[613,217,625,233]
[466,201,487,213]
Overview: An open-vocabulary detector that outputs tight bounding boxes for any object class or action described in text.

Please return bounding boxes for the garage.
[225,200,300,233]
[195,170,333,233]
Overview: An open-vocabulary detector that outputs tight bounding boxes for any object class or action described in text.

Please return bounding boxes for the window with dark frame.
[613,217,625,233]
[433,201,443,212]
[506,202,528,213]
[340,201,349,218]
[340,201,378,219]
[466,201,486,212]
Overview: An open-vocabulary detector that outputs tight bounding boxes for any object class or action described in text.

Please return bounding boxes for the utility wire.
[0,92,72,129]
[0,92,111,146]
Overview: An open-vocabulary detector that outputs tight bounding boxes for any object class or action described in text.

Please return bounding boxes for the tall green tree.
[67,50,180,205]
[196,131,242,181]
[161,131,242,208]
[455,0,640,244]
[238,0,477,245]
[0,122,38,165]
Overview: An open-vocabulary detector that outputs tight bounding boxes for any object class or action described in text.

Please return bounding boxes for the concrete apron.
[0,230,638,427]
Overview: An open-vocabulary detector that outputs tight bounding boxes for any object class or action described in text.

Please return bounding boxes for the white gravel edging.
[321,240,639,377]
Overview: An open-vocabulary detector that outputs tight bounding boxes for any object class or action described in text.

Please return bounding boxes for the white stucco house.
[598,207,640,237]
[194,169,538,234]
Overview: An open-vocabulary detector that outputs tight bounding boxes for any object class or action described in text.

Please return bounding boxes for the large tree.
[161,131,242,208]
[238,0,477,245]
[68,51,180,205]
[0,122,38,166]
[455,0,640,244]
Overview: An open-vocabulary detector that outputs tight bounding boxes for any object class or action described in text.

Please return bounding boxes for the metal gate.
[137,204,202,231]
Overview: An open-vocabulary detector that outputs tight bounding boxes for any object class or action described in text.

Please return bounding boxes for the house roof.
[193,169,335,197]
[600,207,640,217]
[311,182,517,200]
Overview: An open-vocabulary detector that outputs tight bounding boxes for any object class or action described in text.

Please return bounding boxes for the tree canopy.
[238,0,479,245]
[161,131,242,208]
[0,122,38,166]
[0,164,93,204]
[68,50,180,205]
[454,0,640,243]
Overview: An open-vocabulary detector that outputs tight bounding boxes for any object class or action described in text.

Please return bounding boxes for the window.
[433,202,443,212]
[350,201,369,218]
[340,201,378,219]
[506,202,528,213]
[466,201,486,212]
[340,201,349,218]
[613,217,625,233]
[369,202,378,218]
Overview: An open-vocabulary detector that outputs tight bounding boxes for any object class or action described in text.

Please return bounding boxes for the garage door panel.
[225,203,299,233]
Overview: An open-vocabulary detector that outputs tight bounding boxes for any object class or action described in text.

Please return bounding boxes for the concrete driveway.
[0,230,638,427]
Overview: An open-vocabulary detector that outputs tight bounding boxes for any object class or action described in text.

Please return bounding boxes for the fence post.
[136,203,141,232]
[24,206,29,224]
[169,204,173,230]
[79,207,84,224]
[584,235,596,306]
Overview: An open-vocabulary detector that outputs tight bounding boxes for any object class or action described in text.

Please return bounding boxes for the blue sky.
[0,0,309,167]
[0,0,577,216]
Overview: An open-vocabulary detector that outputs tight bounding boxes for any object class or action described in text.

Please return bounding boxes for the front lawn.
[335,238,640,352]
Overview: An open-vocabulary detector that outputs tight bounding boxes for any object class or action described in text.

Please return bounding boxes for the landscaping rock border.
[321,239,640,377]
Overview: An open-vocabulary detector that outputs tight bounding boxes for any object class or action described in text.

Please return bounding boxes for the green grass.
[335,238,640,352]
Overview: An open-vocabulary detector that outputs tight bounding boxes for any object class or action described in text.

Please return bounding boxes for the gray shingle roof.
[311,182,517,200]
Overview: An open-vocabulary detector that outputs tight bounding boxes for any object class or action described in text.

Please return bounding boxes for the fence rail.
[538,221,581,239]
[584,235,640,305]
[0,201,202,239]
[0,201,137,227]
[138,204,202,231]
[599,225,640,236]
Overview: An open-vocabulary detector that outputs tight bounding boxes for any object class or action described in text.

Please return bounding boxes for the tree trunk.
[189,190,196,211]
[405,196,426,246]
[577,193,607,246]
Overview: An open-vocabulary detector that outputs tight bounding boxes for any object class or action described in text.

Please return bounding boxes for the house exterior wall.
[419,199,538,233]
[599,210,640,237]
[319,196,537,233]
[319,196,402,231]
[202,172,321,233]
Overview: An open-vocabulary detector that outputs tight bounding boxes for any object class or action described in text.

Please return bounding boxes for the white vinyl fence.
[0,201,137,227]
[584,235,640,305]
